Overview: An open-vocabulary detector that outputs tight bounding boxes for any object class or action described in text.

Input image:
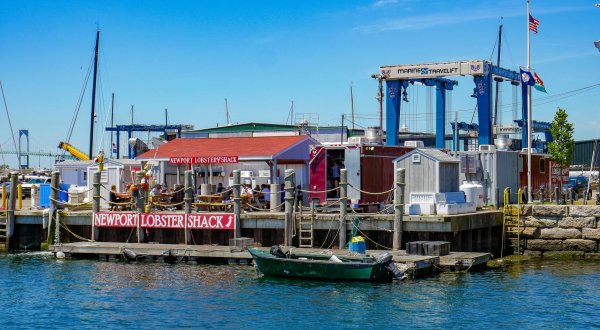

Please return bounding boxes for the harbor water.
[1,253,599,329]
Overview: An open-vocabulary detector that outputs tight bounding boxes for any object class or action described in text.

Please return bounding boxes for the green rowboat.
[248,246,405,282]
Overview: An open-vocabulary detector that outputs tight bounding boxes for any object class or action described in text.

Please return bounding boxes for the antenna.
[350,82,355,130]
[225,98,231,125]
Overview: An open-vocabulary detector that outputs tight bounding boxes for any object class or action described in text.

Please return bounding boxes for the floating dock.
[50,242,491,278]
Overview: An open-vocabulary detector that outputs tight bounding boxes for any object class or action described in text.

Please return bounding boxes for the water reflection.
[0,254,599,329]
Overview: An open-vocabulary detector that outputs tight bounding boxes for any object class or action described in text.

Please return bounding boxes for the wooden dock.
[50,242,491,277]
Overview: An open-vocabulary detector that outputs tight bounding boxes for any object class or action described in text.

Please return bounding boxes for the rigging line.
[0,81,19,166]
[65,52,95,144]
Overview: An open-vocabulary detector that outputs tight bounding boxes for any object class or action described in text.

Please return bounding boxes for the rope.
[299,186,340,194]
[351,221,393,250]
[243,201,285,211]
[51,185,93,194]
[347,183,395,196]
[49,197,93,208]
[59,219,94,242]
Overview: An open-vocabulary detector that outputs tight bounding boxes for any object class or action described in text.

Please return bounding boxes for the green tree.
[547,107,575,188]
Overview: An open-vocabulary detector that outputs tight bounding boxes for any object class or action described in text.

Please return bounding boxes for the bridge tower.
[18,129,29,169]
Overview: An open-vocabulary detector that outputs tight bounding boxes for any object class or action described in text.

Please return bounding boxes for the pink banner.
[93,212,236,230]
[169,156,238,165]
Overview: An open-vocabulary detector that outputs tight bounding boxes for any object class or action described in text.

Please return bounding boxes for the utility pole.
[371,74,385,139]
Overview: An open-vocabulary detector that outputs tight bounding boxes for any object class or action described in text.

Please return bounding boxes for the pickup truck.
[567,176,592,200]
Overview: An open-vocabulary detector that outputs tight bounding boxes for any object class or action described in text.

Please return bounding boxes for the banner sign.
[380,60,485,79]
[550,163,569,185]
[169,156,238,165]
[93,212,236,230]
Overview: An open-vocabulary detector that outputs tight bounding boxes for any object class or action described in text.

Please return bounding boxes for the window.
[539,158,546,173]
[412,154,421,164]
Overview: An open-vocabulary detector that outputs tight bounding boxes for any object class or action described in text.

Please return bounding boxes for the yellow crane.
[58,141,90,161]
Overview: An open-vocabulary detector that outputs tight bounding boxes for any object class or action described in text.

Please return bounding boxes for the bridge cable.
[0,81,19,166]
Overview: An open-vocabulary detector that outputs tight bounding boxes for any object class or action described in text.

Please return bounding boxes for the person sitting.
[216,182,224,193]
[170,184,184,210]
[261,184,271,209]
[150,184,161,197]
[109,184,118,211]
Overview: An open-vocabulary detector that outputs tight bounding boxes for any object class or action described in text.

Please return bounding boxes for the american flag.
[529,14,539,33]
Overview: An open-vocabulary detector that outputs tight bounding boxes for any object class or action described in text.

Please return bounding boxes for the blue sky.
[0,0,599,168]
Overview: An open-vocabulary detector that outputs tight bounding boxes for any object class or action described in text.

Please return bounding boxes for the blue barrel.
[39,184,51,208]
[58,183,71,202]
[348,236,366,254]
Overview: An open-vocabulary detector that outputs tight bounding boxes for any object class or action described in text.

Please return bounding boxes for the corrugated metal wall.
[572,140,600,167]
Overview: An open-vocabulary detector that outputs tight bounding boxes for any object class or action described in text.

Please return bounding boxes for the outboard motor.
[270,245,287,258]
[376,252,406,280]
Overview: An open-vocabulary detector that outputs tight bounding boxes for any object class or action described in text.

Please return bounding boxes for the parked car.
[567,176,592,200]
[21,176,50,198]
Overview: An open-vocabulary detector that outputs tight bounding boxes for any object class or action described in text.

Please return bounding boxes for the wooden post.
[284,169,295,246]
[92,171,101,241]
[233,170,241,239]
[339,169,348,249]
[135,171,145,243]
[45,171,60,247]
[393,168,406,250]
[184,170,193,245]
[7,172,19,247]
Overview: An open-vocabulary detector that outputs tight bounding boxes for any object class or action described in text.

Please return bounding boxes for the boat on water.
[248,246,406,282]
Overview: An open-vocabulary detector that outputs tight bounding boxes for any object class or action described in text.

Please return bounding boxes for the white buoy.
[56,251,66,259]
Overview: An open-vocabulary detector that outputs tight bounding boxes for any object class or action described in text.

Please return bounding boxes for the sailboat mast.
[89,30,100,159]
[526,0,533,202]
[493,18,503,126]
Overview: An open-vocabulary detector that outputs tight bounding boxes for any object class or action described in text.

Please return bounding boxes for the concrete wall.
[508,205,600,258]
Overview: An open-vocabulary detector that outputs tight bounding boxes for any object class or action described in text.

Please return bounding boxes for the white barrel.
[472,181,484,208]
[460,181,477,206]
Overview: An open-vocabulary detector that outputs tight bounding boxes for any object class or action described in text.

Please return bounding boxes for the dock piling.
[7,172,18,247]
[135,171,145,243]
[339,169,347,249]
[284,169,295,246]
[394,168,406,250]
[184,170,193,244]
[92,171,100,241]
[233,170,241,239]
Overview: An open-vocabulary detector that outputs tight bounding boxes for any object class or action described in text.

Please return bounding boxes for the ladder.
[0,212,8,252]
[502,187,523,257]
[298,206,315,248]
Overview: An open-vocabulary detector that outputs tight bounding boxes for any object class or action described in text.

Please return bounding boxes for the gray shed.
[393,148,460,204]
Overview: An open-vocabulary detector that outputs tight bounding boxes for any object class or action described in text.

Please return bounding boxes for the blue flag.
[520,69,535,86]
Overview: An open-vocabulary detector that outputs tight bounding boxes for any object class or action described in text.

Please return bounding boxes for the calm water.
[0,253,599,329]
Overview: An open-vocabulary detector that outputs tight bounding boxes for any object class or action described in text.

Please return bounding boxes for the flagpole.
[527,0,533,203]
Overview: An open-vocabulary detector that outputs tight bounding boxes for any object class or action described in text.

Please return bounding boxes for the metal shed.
[458,150,520,206]
[393,148,460,204]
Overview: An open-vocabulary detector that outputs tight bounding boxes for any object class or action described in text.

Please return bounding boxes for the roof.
[55,160,95,167]
[183,121,363,135]
[394,148,459,163]
[135,135,317,161]
[187,122,300,134]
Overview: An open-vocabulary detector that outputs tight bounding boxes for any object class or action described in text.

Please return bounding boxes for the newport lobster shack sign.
[169,156,238,165]
[93,212,236,230]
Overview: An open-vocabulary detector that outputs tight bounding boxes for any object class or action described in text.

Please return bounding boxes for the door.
[345,147,361,202]
[309,146,326,204]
